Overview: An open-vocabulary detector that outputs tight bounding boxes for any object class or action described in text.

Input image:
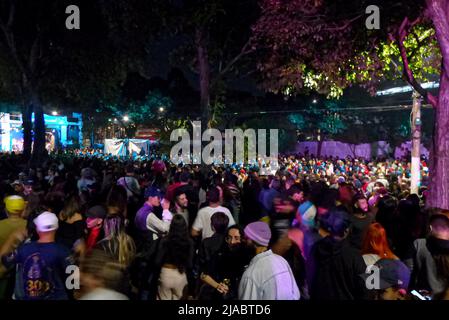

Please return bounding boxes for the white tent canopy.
[104,139,152,156]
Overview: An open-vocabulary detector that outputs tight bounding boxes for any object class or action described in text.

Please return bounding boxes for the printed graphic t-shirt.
[2,242,72,300]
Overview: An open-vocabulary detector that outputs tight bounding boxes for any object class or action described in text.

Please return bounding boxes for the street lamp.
[52,111,58,116]
[159,106,165,112]
[123,115,129,122]
[312,99,318,104]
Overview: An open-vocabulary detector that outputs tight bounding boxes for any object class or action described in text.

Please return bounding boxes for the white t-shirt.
[192,205,235,240]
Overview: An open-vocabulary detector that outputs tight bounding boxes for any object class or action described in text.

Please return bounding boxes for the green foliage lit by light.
[288,113,306,129]
[105,91,173,124]
[280,25,440,99]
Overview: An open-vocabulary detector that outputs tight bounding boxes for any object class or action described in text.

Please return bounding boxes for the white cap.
[34,212,59,232]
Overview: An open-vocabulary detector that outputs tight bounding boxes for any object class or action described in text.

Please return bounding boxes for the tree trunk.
[426,0,449,210]
[196,27,211,129]
[427,67,449,209]
[22,102,32,160]
[30,91,47,164]
[317,139,323,158]
[316,129,323,157]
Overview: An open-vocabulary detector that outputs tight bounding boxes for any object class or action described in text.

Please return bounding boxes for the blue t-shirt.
[2,242,73,300]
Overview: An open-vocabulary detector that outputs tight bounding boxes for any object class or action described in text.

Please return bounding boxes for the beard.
[228,243,242,253]
[243,241,258,258]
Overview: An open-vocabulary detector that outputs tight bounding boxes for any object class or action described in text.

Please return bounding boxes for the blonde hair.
[102,215,136,266]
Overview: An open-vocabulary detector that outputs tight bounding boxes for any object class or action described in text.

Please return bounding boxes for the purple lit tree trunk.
[392,1,449,209]
[429,66,449,209]
[424,0,449,209]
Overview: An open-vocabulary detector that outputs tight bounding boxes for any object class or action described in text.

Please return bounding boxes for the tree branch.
[211,39,254,88]
[426,0,449,71]
[323,14,363,32]
[408,33,433,61]
[0,4,31,83]
[6,0,16,28]
[393,17,438,108]
[29,28,42,74]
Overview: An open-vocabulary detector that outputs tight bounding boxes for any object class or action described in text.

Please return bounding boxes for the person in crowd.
[79,249,129,300]
[348,193,374,250]
[154,215,194,300]
[135,186,173,241]
[288,185,305,207]
[272,227,307,299]
[0,211,73,300]
[77,167,96,194]
[394,198,427,260]
[0,196,27,299]
[218,225,252,300]
[84,205,107,252]
[170,189,189,226]
[375,195,398,242]
[270,195,297,244]
[192,187,235,240]
[0,151,438,301]
[432,253,449,300]
[95,212,135,267]
[117,165,141,201]
[106,185,128,219]
[362,258,410,300]
[10,180,25,198]
[294,200,317,231]
[197,212,230,300]
[408,209,449,298]
[56,195,85,251]
[361,222,398,266]
[223,172,241,224]
[258,177,281,221]
[165,171,190,202]
[309,209,368,300]
[238,221,300,300]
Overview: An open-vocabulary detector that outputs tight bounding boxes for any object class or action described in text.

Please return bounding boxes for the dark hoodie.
[310,237,367,300]
[408,236,449,296]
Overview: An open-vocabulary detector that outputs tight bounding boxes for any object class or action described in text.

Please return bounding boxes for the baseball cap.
[321,209,351,237]
[23,179,34,186]
[144,186,164,199]
[86,205,107,219]
[34,211,59,232]
[4,195,25,214]
[361,259,411,290]
[10,180,22,187]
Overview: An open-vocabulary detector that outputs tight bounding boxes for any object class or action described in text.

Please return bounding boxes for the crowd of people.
[0,150,447,301]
